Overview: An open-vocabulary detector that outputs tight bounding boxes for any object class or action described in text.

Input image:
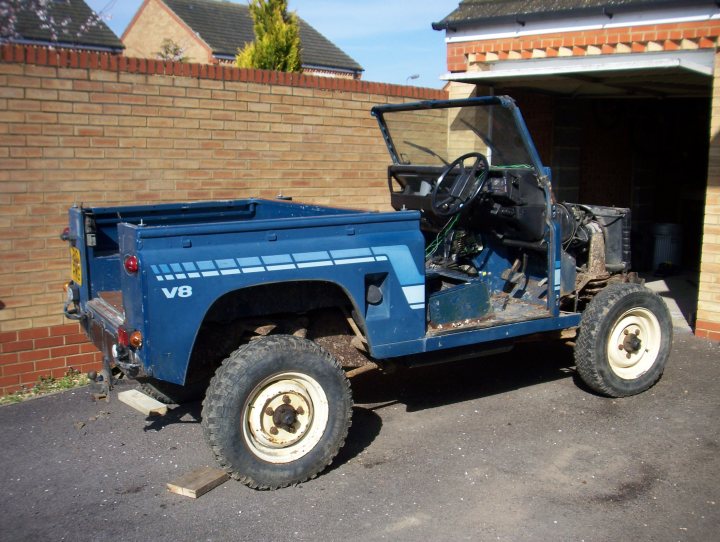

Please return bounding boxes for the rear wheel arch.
[183,280,369,385]
[201,334,353,488]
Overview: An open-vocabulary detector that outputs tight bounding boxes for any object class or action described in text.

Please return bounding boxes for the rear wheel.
[202,335,352,489]
[574,283,673,397]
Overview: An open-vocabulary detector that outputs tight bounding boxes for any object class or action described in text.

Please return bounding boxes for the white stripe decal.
[152,245,427,310]
[402,285,426,305]
[267,264,296,271]
[334,257,376,265]
[297,261,333,268]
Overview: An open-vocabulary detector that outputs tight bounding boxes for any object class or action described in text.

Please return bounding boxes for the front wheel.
[574,283,673,397]
[202,335,352,489]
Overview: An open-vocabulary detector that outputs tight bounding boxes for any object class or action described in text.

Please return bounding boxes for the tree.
[235,0,301,72]
[0,0,105,44]
[156,38,187,62]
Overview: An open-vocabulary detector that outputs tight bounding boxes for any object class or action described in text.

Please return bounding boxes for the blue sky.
[85,0,459,88]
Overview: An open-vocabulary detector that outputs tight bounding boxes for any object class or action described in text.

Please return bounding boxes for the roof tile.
[163,0,363,72]
[434,0,697,29]
[5,0,123,51]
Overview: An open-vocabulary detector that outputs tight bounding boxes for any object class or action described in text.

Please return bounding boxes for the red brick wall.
[0,324,101,391]
[0,45,446,396]
[447,20,720,71]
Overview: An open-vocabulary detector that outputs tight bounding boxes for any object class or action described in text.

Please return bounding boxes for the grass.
[0,368,90,406]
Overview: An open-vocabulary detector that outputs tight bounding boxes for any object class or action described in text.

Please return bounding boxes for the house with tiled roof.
[0,0,123,53]
[433,0,720,340]
[122,0,363,79]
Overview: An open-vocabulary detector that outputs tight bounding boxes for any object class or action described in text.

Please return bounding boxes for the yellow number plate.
[70,247,82,285]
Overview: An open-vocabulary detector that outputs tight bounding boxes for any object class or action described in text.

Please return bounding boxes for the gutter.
[5,38,124,54]
[213,53,363,76]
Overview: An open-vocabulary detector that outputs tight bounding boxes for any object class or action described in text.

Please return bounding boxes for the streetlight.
[406,74,419,84]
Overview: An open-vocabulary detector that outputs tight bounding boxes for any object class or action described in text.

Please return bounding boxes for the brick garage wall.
[696,52,720,341]
[0,45,446,396]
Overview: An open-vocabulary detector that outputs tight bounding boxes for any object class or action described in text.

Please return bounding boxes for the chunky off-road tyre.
[202,335,352,489]
[139,378,207,405]
[575,283,673,397]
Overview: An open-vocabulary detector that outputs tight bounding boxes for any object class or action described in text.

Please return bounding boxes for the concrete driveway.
[1,329,718,542]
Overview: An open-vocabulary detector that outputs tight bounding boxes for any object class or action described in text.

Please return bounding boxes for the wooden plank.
[166,467,229,498]
[117,389,168,416]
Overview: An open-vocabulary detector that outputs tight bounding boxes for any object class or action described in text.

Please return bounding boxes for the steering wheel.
[431,152,489,217]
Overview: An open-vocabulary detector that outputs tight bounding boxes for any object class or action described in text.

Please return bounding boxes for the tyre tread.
[575,283,672,397]
[201,335,352,490]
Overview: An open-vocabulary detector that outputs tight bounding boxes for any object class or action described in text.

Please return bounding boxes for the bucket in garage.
[652,223,682,272]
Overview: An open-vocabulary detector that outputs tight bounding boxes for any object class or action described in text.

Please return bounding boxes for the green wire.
[425,214,459,259]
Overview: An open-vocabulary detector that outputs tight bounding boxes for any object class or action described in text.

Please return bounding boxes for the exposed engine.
[557,203,632,274]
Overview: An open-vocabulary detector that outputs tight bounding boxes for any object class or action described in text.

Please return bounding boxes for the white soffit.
[441,50,715,82]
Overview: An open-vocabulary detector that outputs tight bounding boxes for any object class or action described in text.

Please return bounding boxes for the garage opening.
[447,51,713,276]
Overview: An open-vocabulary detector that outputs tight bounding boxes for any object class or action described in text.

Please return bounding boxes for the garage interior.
[447,50,713,326]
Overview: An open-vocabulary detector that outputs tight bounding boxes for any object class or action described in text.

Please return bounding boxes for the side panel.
[70,198,363,306]
[120,214,427,384]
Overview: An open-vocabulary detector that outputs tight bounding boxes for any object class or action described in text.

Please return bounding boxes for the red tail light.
[117,325,129,347]
[124,255,139,274]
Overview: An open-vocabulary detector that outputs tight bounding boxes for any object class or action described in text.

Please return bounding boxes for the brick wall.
[0,45,446,396]
[696,52,720,341]
[447,20,720,72]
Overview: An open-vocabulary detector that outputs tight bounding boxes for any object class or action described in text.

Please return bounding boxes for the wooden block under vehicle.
[166,467,230,498]
[117,389,168,416]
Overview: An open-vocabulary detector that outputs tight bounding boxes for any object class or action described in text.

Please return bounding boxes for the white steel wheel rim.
[242,372,329,464]
[606,307,662,380]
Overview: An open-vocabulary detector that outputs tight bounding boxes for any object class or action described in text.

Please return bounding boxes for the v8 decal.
[162,285,193,299]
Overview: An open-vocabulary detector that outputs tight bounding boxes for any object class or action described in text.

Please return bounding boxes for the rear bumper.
[78,297,145,378]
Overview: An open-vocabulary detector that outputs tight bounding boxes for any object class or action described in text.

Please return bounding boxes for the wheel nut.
[269,426,279,435]
[296,406,304,415]
[623,329,629,335]
[618,344,624,350]
[265,407,274,416]
[282,395,291,404]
